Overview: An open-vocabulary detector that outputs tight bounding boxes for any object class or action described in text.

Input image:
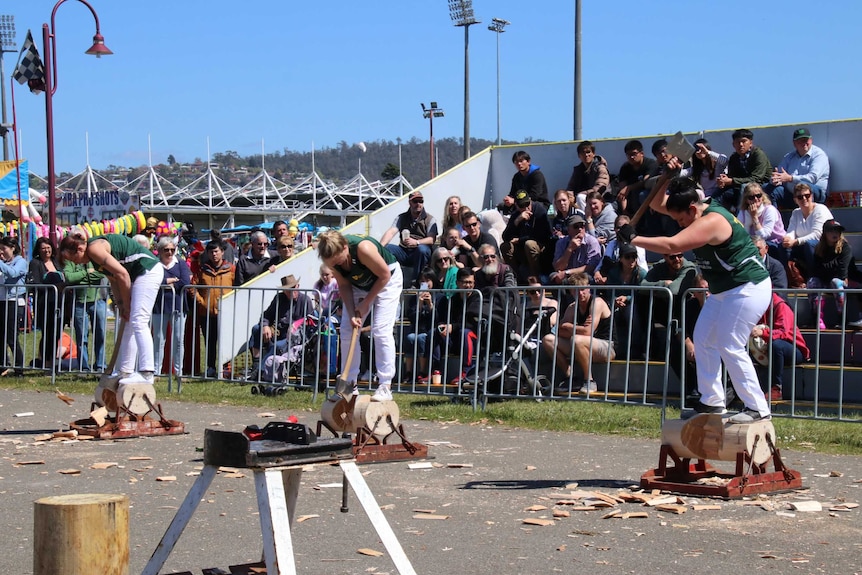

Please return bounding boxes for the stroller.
[463,298,554,401]
[250,314,334,396]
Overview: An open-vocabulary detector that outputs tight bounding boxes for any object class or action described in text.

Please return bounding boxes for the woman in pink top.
[738,183,786,250]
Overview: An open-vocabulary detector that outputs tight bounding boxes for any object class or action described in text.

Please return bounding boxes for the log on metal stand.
[34,493,129,575]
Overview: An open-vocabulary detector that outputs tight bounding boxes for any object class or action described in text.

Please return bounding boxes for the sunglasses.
[621,254,637,260]
[527,289,540,296]
[667,254,684,260]
[411,198,424,204]
[162,248,176,253]
[481,254,497,260]
[747,193,763,201]
[254,242,269,246]
[464,221,480,228]
[795,193,812,200]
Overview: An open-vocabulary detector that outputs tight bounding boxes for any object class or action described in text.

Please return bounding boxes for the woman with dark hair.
[0,236,28,376]
[680,138,728,199]
[807,219,855,329]
[59,232,163,388]
[27,237,63,368]
[622,174,772,423]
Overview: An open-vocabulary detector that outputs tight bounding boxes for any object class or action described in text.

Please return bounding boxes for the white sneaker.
[579,380,598,394]
[371,385,393,402]
[119,371,155,385]
[103,371,131,387]
[359,370,371,382]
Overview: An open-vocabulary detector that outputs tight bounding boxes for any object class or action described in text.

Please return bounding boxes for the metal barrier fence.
[8,279,862,423]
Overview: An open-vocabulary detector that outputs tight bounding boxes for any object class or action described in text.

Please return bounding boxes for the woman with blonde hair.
[441,195,462,234]
[317,230,402,401]
[738,182,786,251]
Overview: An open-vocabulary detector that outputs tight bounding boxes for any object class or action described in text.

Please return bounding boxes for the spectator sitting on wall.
[380,190,438,288]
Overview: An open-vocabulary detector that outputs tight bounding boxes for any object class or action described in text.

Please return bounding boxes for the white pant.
[117,265,164,374]
[340,266,402,387]
[694,278,771,415]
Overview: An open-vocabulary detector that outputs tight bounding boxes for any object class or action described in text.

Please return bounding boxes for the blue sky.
[6,0,862,175]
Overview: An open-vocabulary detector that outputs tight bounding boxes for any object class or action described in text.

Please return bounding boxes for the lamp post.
[487,17,509,146]
[448,0,478,161]
[573,0,582,140]
[0,15,15,161]
[420,102,444,180]
[43,0,112,236]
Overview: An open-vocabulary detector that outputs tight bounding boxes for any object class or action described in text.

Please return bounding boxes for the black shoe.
[681,401,727,420]
[724,385,737,407]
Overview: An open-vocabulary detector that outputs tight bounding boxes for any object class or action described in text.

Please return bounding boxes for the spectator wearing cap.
[806,219,856,329]
[246,274,315,379]
[594,214,647,284]
[599,242,646,359]
[501,189,554,282]
[766,128,830,208]
[501,150,551,210]
[144,217,159,244]
[380,191,438,287]
[716,129,772,213]
[549,214,602,285]
[778,183,834,287]
[234,230,273,285]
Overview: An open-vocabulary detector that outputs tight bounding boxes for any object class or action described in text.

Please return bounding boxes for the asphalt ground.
[1,387,861,575]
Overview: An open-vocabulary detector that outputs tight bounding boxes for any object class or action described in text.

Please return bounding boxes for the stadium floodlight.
[488,18,509,146]
[448,0,479,161]
[421,102,445,179]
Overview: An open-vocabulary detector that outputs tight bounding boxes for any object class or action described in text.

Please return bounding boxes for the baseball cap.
[566,214,586,227]
[618,243,638,258]
[514,190,531,208]
[793,128,812,140]
[409,191,424,201]
[823,219,845,233]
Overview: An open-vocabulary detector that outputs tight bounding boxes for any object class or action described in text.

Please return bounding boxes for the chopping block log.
[34,493,129,575]
[117,382,157,416]
[320,395,400,439]
[662,414,775,465]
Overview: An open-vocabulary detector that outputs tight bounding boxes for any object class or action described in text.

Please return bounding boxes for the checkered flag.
[12,30,46,95]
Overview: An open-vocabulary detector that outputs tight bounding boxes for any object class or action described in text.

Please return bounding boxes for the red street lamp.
[43,0,112,238]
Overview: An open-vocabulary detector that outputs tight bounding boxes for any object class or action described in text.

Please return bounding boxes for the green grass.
[6,373,862,456]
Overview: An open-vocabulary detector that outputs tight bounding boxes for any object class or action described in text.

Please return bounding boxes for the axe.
[333,325,360,400]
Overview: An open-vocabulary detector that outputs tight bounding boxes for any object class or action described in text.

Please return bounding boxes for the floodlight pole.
[421,102,444,180]
[43,0,112,236]
[449,0,479,161]
[488,18,509,146]
[0,15,15,161]
[573,0,582,140]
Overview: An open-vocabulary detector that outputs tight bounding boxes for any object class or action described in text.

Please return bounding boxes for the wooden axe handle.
[105,318,125,374]
[342,325,360,376]
[630,172,673,227]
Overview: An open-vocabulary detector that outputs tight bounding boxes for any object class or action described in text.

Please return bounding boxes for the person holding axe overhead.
[317,230,402,402]
[60,232,164,389]
[620,172,772,424]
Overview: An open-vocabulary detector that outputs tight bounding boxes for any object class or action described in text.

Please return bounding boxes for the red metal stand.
[70,401,185,440]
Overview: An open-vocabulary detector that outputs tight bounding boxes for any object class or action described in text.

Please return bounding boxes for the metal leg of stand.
[141,465,218,575]
[340,460,418,575]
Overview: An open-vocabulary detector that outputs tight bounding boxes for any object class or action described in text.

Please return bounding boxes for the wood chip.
[692,504,722,511]
[413,509,437,514]
[156,475,177,482]
[525,505,548,512]
[357,548,384,557]
[521,518,554,526]
[644,496,679,507]
[656,504,687,515]
[90,462,118,470]
[16,460,45,466]
[222,472,246,479]
[620,512,649,519]
[90,406,108,427]
[788,501,822,512]
[296,514,319,522]
[829,470,844,477]
[13,412,34,417]
[128,456,152,461]
[829,503,858,511]
[525,465,537,471]
[412,514,450,520]
[446,463,473,468]
[55,389,75,405]
[33,433,53,442]
[257,412,276,418]
[408,462,434,470]
[52,430,78,439]
[553,509,570,518]
[58,469,81,475]
[601,509,622,519]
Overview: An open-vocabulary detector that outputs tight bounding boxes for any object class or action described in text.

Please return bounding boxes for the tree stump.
[34,493,129,575]
[662,414,775,465]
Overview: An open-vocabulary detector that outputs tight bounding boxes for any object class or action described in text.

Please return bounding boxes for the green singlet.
[334,235,396,291]
[87,234,158,282]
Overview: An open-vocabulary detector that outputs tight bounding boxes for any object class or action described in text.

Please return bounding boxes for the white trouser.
[340,266,402,387]
[694,278,772,416]
[117,265,164,374]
